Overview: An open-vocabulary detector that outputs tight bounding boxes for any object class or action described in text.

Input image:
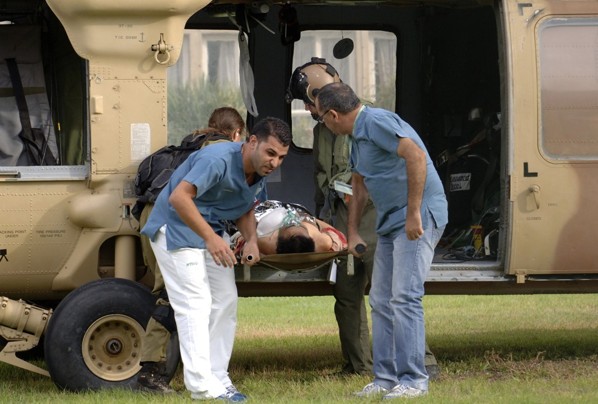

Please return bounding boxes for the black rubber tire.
[164,331,181,383]
[44,278,179,391]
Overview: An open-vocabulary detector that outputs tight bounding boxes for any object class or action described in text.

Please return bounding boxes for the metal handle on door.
[528,185,540,209]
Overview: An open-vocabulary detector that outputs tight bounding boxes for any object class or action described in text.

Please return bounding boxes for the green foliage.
[167,80,247,145]
[374,79,397,111]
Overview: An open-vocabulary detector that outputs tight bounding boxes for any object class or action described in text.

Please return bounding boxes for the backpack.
[132,132,230,220]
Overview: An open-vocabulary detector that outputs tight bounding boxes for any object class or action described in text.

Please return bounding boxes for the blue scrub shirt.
[142,141,267,250]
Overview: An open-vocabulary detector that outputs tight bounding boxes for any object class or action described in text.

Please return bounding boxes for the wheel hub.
[82,314,144,381]
[106,338,123,355]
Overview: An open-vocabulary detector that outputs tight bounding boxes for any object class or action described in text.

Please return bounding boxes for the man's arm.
[347,172,368,256]
[235,208,260,265]
[169,180,237,267]
[397,137,427,240]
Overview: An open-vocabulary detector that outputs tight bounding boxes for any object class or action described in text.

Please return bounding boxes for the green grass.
[1,294,597,403]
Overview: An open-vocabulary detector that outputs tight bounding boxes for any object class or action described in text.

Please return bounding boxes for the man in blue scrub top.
[142,117,291,402]
[315,83,447,400]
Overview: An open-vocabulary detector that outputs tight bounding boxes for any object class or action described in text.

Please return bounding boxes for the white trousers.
[150,227,237,398]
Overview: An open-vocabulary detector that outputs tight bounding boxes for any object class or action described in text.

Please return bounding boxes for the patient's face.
[279,224,309,239]
[276,224,316,254]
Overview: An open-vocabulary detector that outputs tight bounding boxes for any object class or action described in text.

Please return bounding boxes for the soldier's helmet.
[285,57,341,106]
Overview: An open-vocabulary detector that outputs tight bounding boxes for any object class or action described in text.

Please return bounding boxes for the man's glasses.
[317,109,331,124]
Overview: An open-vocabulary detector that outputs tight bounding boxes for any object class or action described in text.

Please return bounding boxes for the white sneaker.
[191,388,247,402]
[383,384,428,399]
[225,385,247,401]
[354,382,389,397]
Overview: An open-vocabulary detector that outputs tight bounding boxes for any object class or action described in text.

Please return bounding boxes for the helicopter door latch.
[528,184,540,210]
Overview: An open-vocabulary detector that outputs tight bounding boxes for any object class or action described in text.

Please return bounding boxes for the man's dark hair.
[276,234,316,254]
[315,82,360,114]
[252,117,292,147]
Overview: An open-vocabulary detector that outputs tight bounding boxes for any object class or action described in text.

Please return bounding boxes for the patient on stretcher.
[232,200,347,257]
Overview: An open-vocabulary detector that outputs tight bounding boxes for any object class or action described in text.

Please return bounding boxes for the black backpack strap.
[5,58,57,165]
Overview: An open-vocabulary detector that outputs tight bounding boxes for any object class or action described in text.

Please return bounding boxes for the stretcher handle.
[354,243,366,255]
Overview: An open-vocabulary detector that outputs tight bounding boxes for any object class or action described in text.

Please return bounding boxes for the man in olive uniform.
[286,58,440,378]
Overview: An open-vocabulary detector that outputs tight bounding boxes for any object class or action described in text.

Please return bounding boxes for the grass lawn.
[0,294,596,403]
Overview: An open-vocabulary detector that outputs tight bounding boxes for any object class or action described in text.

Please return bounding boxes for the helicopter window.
[290,30,397,149]
[0,21,86,178]
[167,29,246,145]
[539,18,598,161]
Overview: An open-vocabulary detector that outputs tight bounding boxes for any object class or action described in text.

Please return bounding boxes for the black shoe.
[426,364,441,381]
[137,362,175,394]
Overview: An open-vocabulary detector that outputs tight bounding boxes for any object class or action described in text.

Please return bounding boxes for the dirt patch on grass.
[480,350,598,381]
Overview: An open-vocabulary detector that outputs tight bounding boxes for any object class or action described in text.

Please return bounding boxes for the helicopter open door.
[506,1,598,276]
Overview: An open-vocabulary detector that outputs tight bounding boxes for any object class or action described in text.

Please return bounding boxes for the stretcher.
[240,250,357,283]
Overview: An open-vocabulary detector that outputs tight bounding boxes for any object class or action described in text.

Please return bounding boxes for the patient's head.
[276,226,315,253]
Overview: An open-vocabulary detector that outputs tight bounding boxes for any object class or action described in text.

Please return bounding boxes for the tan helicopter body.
[0,0,596,390]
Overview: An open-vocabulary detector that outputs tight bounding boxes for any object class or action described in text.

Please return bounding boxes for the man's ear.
[247,134,258,145]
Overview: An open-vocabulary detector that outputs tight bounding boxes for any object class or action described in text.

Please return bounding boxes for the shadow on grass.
[231,335,343,378]
[231,327,598,378]
[429,327,598,362]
